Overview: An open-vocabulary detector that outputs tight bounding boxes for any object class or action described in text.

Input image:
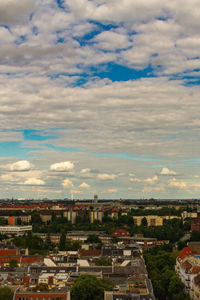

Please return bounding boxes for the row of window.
[17,297,64,300]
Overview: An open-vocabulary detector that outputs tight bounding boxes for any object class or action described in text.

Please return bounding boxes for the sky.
[1,0,200,199]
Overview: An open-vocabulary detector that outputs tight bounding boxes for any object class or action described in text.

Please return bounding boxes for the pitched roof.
[178,247,193,260]
[182,260,192,273]
[191,266,200,274]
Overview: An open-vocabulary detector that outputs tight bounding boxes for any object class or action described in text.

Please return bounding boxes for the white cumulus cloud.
[79,182,90,188]
[62,178,74,188]
[144,175,158,184]
[23,178,45,185]
[97,173,118,180]
[168,178,187,189]
[129,173,135,177]
[160,167,177,175]
[80,168,91,173]
[50,161,74,172]
[0,160,34,172]
[130,178,141,182]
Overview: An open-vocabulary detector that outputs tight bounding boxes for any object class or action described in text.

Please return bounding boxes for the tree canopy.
[144,248,190,300]
[71,275,113,300]
[0,286,13,300]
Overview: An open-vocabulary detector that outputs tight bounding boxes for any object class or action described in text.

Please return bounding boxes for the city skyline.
[0,0,200,199]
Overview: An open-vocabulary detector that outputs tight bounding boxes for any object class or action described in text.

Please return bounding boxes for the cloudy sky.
[0,0,200,199]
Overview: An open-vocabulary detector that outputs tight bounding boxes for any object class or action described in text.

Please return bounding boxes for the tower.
[94,194,98,204]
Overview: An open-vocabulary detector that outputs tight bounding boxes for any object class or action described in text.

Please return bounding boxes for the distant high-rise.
[90,210,103,223]
[94,195,98,204]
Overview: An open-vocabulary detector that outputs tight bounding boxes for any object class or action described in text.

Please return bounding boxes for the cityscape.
[1,0,200,299]
[0,197,199,299]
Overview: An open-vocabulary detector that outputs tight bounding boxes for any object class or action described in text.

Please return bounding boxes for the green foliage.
[0,286,13,300]
[96,257,112,266]
[177,240,187,250]
[0,217,8,225]
[16,217,22,225]
[65,240,81,251]
[130,207,181,217]
[111,236,119,243]
[59,230,66,251]
[71,275,113,300]
[141,217,148,227]
[144,248,190,300]
[183,221,191,231]
[190,230,200,241]
[9,259,18,268]
[31,211,42,224]
[142,219,184,242]
[44,232,52,249]
[12,232,47,255]
[86,234,102,244]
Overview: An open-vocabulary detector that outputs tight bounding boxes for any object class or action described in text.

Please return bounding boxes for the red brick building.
[112,229,130,236]
[0,255,40,266]
[191,220,200,232]
[14,290,70,300]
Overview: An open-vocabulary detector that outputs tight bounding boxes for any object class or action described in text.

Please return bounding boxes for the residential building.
[133,215,180,226]
[0,225,32,236]
[89,210,103,223]
[191,219,200,232]
[182,211,198,221]
[14,290,71,300]
[64,211,77,224]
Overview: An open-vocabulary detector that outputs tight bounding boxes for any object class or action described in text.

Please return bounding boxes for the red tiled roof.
[182,260,192,273]
[194,274,200,287]
[191,266,200,274]
[79,249,101,257]
[0,255,40,265]
[178,247,193,260]
[112,208,119,212]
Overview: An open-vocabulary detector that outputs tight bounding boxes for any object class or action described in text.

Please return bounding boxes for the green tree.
[59,230,66,251]
[0,218,8,225]
[86,235,102,244]
[31,211,42,224]
[177,240,187,250]
[96,257,112,266]
[71,275,111,300]
[44,232,52,250]
[141,217,148,227]
[16,218,22,225]
[9,259,18,268]
[0,286,13,300]
[168,275,185,297]
[190,230,200,241]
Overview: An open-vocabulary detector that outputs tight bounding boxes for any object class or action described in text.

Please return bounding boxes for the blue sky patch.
[0,142,34,158]
[32,26,38,35]
[91,63,155,82]
[94,152,160,162]
[23,130,56,141]
[56,0,65,9]
[45,144,87,153]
